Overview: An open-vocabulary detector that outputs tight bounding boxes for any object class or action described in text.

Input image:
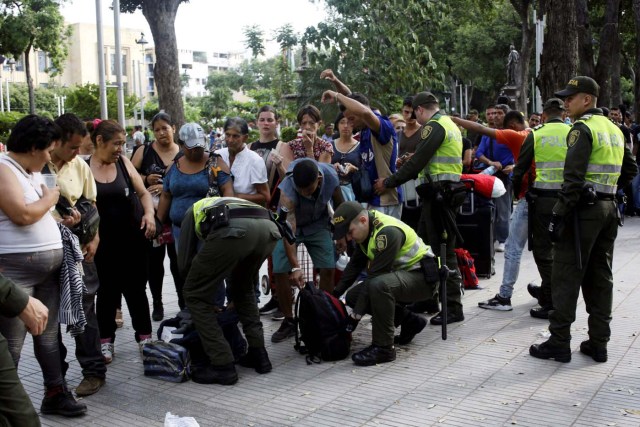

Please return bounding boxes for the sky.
[59,0,328,57]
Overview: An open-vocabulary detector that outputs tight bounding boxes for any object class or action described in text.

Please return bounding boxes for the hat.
[332,201,365,240]
[543,98,565,112]
[554,76,599,98]
[179,123,206,149]
[411,92,439,109]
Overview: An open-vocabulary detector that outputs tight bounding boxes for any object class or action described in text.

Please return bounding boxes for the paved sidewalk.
[18,215,640,426]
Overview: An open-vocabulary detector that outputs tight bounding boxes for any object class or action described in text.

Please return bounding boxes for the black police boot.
[579,340,608,363]
[529,341,571,363]
[394,313,427,345]
[530,305,553,319]
[527,283,541,301]
[238,347,273,374]
[41,385,87,417]
[191,363,238,385]
[430,311,464,325]
[407,299,440,314]
[352,345,396,366]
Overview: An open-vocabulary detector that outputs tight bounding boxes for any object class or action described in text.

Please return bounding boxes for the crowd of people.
[0,69,638,424]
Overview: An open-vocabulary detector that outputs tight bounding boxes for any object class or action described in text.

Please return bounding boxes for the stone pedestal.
[499,85,521,111]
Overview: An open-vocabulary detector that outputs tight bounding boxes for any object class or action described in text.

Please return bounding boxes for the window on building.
[220,53,229,59]
[14,55,25,72]
[193,51,207,63]
[38,52,47,72]
[122,53,127,76]
[110,53,116,75]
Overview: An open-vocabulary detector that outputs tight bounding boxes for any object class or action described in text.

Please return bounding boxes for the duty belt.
[531,188,560,198]
[227,207,271,220]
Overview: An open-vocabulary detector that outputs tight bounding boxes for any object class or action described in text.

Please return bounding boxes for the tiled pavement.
[17,214,640,426]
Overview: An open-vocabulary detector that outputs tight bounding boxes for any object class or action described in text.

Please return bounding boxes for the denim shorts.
[272,229,335,273]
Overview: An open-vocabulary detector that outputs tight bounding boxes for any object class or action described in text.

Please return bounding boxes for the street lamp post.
[135,32,148,126]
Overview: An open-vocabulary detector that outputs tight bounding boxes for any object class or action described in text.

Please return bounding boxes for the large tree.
[120,0,186,127]
[0,0,71,114]
[510,0,535,114]
[538,0,578,100]
[634,0,640,122]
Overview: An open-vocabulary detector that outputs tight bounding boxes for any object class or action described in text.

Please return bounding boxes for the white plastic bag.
[164,412,200,427]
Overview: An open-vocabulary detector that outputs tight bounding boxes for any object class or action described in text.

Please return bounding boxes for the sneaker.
[115,308,124,328]
[478,294,513,311]
[75,376,105,397]
[430,311,464,325]
[259,296,279,315]
[352,345,396,366]
[152,301,164,321]
[271,318,296,343]
[271,310,285,321]
[496,242,505,252]
[41,386,87,417]
[101,342,114,364]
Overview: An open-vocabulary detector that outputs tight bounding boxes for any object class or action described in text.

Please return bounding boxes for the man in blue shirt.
[270,159,344,343]
[475,103,514,251]
[320,71,402,219]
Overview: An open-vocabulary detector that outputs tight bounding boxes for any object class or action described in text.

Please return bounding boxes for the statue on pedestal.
[506,44,519,86]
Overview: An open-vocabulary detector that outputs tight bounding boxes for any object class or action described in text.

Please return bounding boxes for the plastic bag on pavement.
[164,412,199,427]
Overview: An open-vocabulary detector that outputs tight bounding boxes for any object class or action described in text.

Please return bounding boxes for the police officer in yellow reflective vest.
[529,76,637,363]
[332,201,439,366]
[178,197,282,384]
[374,91,464,326]
[512,98,571,319]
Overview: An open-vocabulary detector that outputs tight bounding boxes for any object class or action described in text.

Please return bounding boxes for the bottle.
[481,165,497,175]
[336,253,349,271]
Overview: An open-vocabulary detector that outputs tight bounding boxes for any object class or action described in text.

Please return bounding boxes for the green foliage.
[0,111,26,143]
[65,83,138,120]
[244,25,266,58]
[2,82,62,116]
[248,128,259,143]
[280,126,298,142]
[0,0,72,113]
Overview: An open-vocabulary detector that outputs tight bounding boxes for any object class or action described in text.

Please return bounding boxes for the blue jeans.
[632,174,640,210]
[494,180,513,243]
[0,249,65,389]
[499,201,528,299]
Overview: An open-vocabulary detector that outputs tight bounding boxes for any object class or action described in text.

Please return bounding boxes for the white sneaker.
[496,242,505,252]
[101,343,114,364]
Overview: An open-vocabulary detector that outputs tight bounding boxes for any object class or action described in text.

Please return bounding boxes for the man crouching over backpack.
[332,201,439,366]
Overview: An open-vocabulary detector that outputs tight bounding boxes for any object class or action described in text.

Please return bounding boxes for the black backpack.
[294,283,351,364]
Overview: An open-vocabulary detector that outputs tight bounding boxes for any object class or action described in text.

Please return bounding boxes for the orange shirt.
[495,129,532,199]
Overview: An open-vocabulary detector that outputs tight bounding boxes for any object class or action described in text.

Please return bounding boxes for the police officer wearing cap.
[374,91,464,326]
[529,76,637,363]
[178,196,282,384]
[332,201,438,366]
[512,98,571,319]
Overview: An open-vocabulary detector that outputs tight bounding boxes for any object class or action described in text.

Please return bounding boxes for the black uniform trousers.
[548,200,618,348]
[183,217,280,366]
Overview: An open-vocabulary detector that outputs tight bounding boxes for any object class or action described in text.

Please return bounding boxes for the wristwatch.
[289,267,302,274]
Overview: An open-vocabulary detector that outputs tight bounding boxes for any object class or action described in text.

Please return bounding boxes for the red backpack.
[454,248,479,289]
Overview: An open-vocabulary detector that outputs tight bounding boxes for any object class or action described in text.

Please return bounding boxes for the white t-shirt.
[133,131,145,146]
[215,145,267,195]
[0,155,62,254]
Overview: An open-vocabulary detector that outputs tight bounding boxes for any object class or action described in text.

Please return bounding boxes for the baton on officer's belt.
[439,243,449,341]
[525,192,536,252]
[573,211,582,270]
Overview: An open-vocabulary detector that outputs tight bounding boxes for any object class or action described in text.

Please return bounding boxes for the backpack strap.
[293,288,305,355]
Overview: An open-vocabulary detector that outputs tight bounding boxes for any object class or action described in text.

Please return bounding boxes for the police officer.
[332,202,438,366]
[179,197,282,384]
[374,91,464,325]
[512,98,571,319]
[529,76,637,363]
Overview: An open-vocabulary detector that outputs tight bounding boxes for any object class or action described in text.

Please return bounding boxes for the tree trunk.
[575,0,595,76]
[141,1,184,128]
[538,1,578,100]
[634,0,640,123]
[25,44,35,115]
[511,0,535,115]
[594,0,621,107]
[610,32,622,107]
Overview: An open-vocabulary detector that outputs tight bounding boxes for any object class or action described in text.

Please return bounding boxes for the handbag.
[56,196,100,245]
[351,168,373,203]
[117,157,161,237]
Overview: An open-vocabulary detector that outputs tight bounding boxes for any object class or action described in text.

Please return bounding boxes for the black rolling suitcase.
[456,180,495,278]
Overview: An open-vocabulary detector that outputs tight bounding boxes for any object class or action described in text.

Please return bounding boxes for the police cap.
[411,92,439,109]
[554,76,599,98]
[332,201,365,240]
[542,98,565,112]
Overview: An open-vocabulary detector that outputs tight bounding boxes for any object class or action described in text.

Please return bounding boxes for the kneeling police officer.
[332,201,439,366]
[178,197,283,384]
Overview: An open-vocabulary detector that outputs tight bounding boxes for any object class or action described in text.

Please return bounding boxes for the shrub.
[280,126,298,142]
